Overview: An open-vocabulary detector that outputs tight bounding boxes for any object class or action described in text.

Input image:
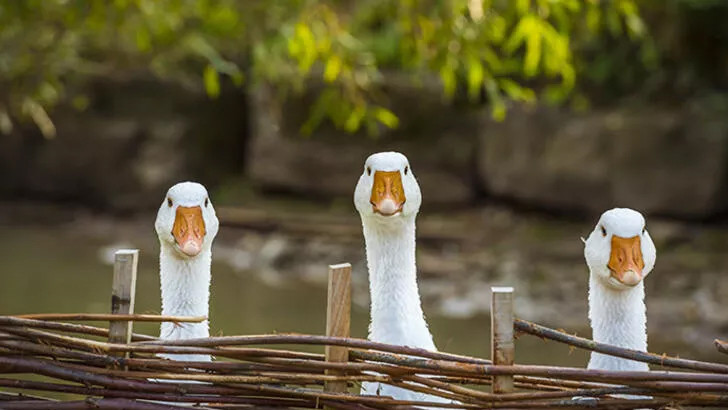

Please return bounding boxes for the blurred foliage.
[575,0,728,103]
[2,0,709,138]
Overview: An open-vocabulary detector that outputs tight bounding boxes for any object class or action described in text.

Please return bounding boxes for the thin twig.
[516,319,728,373]
[14,313,206,323]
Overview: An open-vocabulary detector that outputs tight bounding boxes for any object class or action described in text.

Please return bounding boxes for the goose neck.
[159,244,211,340]
[588,273,648,371]
[362,216,434,349]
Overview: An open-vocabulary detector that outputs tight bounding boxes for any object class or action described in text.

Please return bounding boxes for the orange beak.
[370,171,406,216]
[608,235,645,286]
[172,206,206,257]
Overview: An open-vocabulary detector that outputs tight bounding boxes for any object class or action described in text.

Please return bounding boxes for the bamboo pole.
[324,263,352,402]
[490,287,514,393]
[108,249,138,368]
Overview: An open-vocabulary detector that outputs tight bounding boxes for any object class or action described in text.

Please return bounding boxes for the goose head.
[584,208,656,290]
[354,152,422,224]
[155,182,219,258]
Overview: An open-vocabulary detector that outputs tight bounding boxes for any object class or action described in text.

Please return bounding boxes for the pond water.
[0,224,720,369]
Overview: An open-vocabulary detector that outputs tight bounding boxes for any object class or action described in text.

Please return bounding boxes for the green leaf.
[344,104,366,132]
[293,22,317,72]
[524,25,542,77]
[504,15,534,55]
[516,0,531,15]
[203,65,220,98]
[0,110,13,135]
[625,14,645,38]
[135,27,151,52]
[586,5,601,33]
[231,71,245,87]
[606,7,623,35]
[323,55,342,83]
[500,78,535,103]
[301,89,337,136]
[372,107,399,129]
[492,102,506,122]
[22,98,55,139]
[72,95,90,111]
[484,78,506,121]
[467,56,484,100]
[440,65,457,98]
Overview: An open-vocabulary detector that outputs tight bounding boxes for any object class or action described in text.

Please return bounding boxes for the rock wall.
[3,75,728,219]
[478,99,728,218]
[249,83,728,218]
[0,79,248,210]
[247,82,479,207]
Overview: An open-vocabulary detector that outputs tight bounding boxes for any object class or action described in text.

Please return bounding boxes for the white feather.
[354,152,449,403]
[155,182,219,362]
[583,208,656,372]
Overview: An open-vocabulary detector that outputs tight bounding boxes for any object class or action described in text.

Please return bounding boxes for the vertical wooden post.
[324,263,352,400]
[491,286,514,393]
[108,249,139,368]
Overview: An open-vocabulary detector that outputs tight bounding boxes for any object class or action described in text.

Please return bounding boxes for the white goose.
[584,208,656,372]
[354,152,447,402]
[155,182,219,362]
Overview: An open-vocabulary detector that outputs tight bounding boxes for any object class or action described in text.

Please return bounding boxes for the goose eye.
[642,226,646,235]
[366,167,372,176]
[167,198,173,208]
[404,166,409,175]
[600,225,607,237]
[204,198,209,208]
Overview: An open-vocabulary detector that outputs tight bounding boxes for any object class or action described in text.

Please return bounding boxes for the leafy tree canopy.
[0,0,647,138]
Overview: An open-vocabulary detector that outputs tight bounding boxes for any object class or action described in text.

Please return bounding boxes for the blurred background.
[1,0,727,365]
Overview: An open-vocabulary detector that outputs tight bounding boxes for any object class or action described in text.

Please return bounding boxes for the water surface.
[0,225,718,368]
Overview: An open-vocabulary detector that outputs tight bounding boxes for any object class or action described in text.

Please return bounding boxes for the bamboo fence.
[0,250,726,409]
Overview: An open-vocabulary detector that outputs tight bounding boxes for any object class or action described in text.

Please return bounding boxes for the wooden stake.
[491,286,514,393]
[324,263,352,400]
[108,250,139,367]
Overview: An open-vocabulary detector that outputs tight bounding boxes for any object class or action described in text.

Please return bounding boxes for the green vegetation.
[1,0,716,137]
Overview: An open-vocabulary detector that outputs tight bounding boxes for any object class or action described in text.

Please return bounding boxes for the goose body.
[584,208,656,372]
[354,152,445,402]
[155,182,219,362]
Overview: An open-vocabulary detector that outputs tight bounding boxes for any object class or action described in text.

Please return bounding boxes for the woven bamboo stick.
[2,314,728,408]
[715,339,728,355]
[0,378,315,406]
[515,319,728,373]
[0,316,156,341]
[14,314,205,323]
[351,350,728,384]
[0,399,210,409]
[5,323,727,385]
[137,333,491,364]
